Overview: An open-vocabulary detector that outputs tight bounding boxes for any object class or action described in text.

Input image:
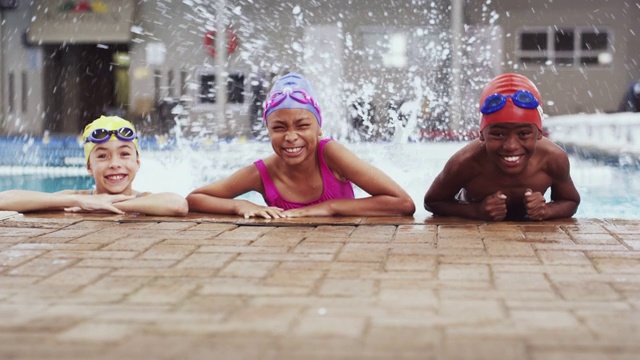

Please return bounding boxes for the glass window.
[359,28,408,68]
[199,74,215,103]
[581,32,608,50]
[554,29,574,51]
[517,26,611,67]
[226,73,245,104]
[520,32,547,51]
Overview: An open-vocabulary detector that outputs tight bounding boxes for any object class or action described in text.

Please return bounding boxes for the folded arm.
[287,142,415,217]
[531,153,581,220]
[187,165,286,218]
[0,190,132,214]
[112,192,189,216]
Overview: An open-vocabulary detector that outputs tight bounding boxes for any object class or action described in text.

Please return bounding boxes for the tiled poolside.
[0,211,639,359]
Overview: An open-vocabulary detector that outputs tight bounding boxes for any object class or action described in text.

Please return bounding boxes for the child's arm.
[524,152,580,220]
[0,190,132,214]
[286,141,415,217]
[111,192,189,216]
[187,165,286,218]
[424,154,507,221]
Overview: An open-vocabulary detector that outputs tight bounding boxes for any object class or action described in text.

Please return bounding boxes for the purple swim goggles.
[263,87,322,125]
[84,127,138,144]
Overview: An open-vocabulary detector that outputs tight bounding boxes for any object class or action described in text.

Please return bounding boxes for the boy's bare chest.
[463,170,552,203]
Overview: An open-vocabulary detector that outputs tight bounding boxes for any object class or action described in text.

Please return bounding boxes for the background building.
[1,0,639,140]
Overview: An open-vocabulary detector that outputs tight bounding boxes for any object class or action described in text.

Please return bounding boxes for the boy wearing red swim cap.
[424,73,580,221]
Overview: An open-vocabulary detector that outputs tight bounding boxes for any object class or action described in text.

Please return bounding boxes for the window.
[517,26,612,67]
[197,71,245,104]
[360,28,408,68]
[199,74,216,103]
[226,73,245,104]
[357,27,440,70]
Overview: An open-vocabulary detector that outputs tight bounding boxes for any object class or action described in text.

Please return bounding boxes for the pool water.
[0,175,94,193]
[1,142,639,219]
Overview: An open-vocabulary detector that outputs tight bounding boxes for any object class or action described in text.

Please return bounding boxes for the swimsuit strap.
[253,159,279,204]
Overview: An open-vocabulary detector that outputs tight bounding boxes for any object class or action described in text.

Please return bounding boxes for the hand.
[237,203,286,219]
[480,191,507,221]
[64,194,135,214]
[524,189,547,221]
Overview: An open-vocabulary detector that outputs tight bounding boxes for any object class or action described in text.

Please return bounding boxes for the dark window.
[580,56,600,65]
[180,70,187,96]
[227,73,245,104]
[8,71,14,112]
[153,69,161,105]
[518,27,611,67]
[167,69,174,98]
[554,29,574,51]
[521,32,547,51]
[199,74,216,103]
[21,71,27,113]
[581,32,608,50]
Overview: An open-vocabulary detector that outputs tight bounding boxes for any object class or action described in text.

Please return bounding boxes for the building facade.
[1,0,639,139]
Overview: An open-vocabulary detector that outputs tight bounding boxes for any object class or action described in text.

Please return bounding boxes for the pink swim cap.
[263,73,322,126]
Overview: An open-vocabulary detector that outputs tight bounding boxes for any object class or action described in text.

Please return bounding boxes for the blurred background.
[1,0,638,142]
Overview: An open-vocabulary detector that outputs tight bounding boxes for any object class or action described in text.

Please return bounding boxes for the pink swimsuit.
[254,139,355,210]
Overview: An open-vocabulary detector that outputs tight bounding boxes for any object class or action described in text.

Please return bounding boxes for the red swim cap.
[479,73,543,131]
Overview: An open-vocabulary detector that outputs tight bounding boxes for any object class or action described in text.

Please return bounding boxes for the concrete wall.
[466,0,640,116]
[0,2,45,135]
[2,0,640,135]
[128,0,452,137]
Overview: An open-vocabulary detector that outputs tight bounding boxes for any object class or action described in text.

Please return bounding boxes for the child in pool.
[423,73,580,221]
[0,116,188,216]
[187,73,415,218]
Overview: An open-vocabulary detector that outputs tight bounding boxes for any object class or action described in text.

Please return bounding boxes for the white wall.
[0,2,44,135]
[127,0,453,138]
[466,0,640,115]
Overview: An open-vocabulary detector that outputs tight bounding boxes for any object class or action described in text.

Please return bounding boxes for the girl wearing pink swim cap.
[187,73,415,218]
[424,73,580,221]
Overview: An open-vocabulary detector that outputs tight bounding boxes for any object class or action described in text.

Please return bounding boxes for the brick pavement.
[0,211,639,359]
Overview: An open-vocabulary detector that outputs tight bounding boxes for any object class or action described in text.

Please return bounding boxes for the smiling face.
[266,108,321,167]
[86,140,140,194]
[480,122,542,175]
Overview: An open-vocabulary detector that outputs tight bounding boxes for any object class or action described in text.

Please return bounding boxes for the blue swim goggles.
[84,127,138,144]
[480,90,540,115]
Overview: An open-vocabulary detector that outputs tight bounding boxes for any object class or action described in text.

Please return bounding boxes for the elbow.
[398,197,416,216]
[185,194,202,213]
[176,199,189,216]
[424,203,435,214]
[172,199,189,216]
[424,199,434,213]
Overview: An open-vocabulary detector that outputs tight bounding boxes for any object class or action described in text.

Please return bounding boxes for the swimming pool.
[1,141,638,219]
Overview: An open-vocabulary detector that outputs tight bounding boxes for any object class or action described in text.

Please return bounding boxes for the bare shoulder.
[539,137,568,155]
[322,140,362,174]
[444,140,484,174]
[323,139,354,159]
[538,137,571,174]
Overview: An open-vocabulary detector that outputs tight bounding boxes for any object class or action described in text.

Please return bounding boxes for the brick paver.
[0,212,639,359]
